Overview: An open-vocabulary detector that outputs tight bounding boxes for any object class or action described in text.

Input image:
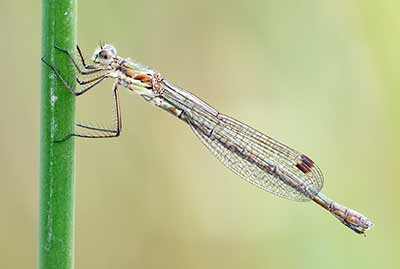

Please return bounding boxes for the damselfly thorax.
[42,44,373,236]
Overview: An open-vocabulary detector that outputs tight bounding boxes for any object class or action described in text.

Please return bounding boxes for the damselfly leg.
[55,45,103,74]
[56,82,122,142]
[41,57,108,96]
[41,45,122,141]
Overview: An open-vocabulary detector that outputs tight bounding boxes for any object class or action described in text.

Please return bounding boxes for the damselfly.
[42,44,373,235]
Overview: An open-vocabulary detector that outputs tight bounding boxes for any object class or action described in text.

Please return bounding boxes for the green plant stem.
[40,1,77,268]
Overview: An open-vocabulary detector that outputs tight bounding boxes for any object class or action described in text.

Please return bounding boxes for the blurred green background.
[1,0,399,268]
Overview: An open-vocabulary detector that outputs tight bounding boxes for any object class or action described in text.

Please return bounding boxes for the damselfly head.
[92,44,117,66]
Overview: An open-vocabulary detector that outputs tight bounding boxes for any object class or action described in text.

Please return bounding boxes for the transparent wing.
[185,106,324,202]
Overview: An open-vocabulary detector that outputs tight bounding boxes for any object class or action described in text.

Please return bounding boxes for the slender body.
[42,44,373,235]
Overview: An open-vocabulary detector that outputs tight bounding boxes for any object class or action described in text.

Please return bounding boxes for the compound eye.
[99,51,108,59]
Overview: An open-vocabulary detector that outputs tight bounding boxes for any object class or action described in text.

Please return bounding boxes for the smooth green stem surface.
[40,1,77,268]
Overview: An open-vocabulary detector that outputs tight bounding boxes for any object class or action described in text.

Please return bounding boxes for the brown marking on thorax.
[168,107,177,115]
[120,66,152,86]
